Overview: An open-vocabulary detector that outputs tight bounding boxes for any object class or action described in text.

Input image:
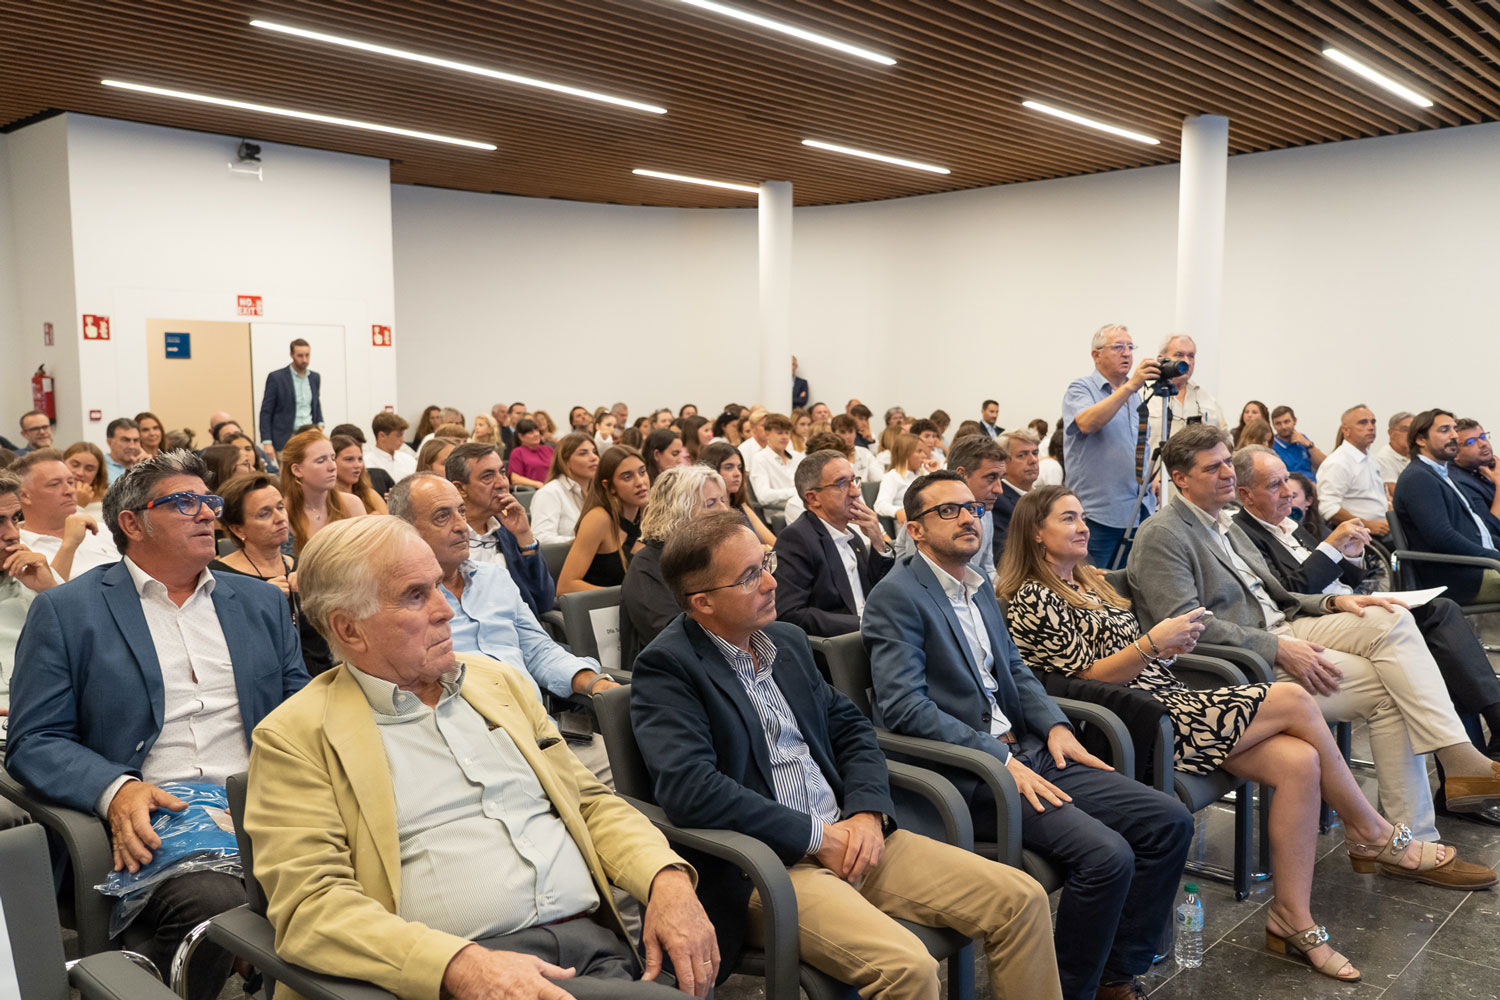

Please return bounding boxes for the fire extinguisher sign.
[82,314,111,340]
[371,325,392,347]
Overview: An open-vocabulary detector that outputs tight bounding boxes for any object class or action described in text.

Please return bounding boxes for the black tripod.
[1106,386,1177,571]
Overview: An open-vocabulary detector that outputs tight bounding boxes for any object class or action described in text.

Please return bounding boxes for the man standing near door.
[259,338,322,461]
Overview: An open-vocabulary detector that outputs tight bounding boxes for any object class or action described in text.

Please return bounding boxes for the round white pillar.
[1174,114,1229,395]
[758,180,793,410]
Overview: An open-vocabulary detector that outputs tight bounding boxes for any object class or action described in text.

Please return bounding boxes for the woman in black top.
[620,464,727,668]
[210,472,333,676]
[557,445,650,594]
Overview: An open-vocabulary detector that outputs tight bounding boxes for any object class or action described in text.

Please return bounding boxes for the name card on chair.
[589,605,622,673]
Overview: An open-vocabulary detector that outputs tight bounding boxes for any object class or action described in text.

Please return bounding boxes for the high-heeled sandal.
[1347,823,1498,889]
[1264,918,1360,982]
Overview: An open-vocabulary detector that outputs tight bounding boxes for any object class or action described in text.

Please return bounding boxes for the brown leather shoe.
[1444,761,1500,811]
[1095,980,1148,1000]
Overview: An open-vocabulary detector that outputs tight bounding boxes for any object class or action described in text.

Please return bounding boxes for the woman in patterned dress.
[997,485,1483,984]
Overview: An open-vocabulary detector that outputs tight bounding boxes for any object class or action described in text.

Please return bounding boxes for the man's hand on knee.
[642,867,718,997]
[441,943,577,1000]
[107,781,187,873]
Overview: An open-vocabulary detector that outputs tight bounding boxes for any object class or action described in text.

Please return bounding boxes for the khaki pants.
[1275,606,1469,842]
[746,829,1061,1000]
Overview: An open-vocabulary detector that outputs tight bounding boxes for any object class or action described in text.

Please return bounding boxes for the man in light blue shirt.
[103,417,142,483]
[390,473,622,781]
[1060,323,1160,568]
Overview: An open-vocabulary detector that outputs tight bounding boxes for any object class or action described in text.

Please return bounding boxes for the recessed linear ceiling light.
[1322,48,1434,108]
[801,139,949,174]
[100,79,497,150]
[676,0,895,66]
[632,169,759,194]
[1021,100,1160,145]
[250,19,667,114]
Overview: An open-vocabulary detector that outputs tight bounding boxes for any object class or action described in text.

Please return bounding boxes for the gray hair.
[299,516,424,661]
[0,470,20,501]
[1231,444,1277,490]
[1090,323,1129,350]
[1340,403,1373,424]
[1388,410,1414,431]
[103,449,208,553]
[998,428,1040,450]
[387,472,445,523]
[793,449,849,500]
[639,465,726,543]
[445,442,500,485]
[1158,333,1194,354]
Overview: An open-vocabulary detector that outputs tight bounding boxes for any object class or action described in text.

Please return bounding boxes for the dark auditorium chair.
[555,586,624,669]
[0,824,174,1000]
[540,540,572,581]
[1387,508,1500,621]
[593,684,976,1000]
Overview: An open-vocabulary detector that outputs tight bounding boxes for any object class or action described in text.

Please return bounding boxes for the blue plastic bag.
[95,782,242,937]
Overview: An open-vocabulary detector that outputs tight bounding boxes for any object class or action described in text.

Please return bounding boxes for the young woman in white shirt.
[531,433,599,545]
[874,433,938,525]
[592,408,618,450]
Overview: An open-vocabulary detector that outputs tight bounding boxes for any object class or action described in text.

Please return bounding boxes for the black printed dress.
[1006,578,1270,775]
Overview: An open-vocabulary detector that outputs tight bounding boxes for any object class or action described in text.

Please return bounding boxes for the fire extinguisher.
[31,365,56,421]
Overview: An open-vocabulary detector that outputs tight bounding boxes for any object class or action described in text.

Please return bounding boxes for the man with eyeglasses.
[895,435,1008,584]
[446,442,553,617]
[6,449,308,998]
[1314,404,1390,536]
[863,471,1193,1000]
[15,409,53,456]
[1061,323,1162,569]
[771,449,892,637]
[1450,418,1500,542]
[631,509,1063,999]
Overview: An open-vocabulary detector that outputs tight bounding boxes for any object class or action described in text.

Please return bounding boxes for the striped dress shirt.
[703,628,841,853]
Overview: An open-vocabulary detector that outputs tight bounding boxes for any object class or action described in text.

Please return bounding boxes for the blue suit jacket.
[5,562,309,813]
[862,553,1068,772]
[1393,458,1498,603]
[630,616,895,972]
[258,365,323,451]
[478,521,556,616]
[771,510,892,637]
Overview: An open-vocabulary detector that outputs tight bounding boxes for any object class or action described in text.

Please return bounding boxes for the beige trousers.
[1275,606,1468,842]
[746,829,1061,1000]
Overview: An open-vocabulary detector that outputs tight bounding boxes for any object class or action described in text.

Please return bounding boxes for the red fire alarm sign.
[371,325,392,347]
[237,295,263,316]
[89,409,102,422]
[82,314,111,341]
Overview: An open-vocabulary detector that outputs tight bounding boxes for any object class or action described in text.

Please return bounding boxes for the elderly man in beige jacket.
[243,515,718,1000]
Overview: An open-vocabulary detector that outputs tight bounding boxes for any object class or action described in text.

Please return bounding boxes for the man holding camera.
[1061,323,1162,568]
[1147,335,1223,442]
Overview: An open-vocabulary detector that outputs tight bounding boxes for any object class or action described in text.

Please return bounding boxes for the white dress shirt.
[817,514,870,616]
[0,577,37,711]
[1036,457,1064,487]
[1376,444,1410,486]
[738,438,765,467]
[873,469,915,519]
[96,559,248,815]
[529,477,585,545]
[467,518,510,569]
[1317,441,1388,522]
[749,448,803,507]
[1247,512,1354,596]
[364,444,417,481]
[916,551,1010,737]
[851,445,881,483]
[20,525,120,581]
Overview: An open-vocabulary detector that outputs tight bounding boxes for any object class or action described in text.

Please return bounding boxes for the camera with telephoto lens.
[1147,357,1190,397]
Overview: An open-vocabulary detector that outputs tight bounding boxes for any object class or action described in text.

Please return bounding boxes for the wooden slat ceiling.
[3,1,1498,207]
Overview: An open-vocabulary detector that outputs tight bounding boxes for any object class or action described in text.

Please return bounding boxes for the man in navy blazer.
[631,510,1062,999]
[5,451,308,997]
[771,450,892,637]
[863,471,1192,1000]
[1393,408,1500,605]
[258,338,323,459]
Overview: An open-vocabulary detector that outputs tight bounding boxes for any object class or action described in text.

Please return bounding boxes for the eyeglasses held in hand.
[690,552,778,596]
[134,491,224,518]
[912,501,988,521]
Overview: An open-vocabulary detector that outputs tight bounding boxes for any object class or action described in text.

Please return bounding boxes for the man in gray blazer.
[1128,424,1500,843]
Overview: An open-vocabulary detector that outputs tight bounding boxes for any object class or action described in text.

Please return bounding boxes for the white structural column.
[1174,114,1229,395]
[758,180,793,410]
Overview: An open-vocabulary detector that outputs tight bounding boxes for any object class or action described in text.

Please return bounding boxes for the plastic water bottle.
[1174,883,1204,969]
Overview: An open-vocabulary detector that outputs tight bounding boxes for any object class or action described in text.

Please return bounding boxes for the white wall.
[1,119,81,443]
[49,113,398,446]
[393,120,1500,447]
[392,186,757,427]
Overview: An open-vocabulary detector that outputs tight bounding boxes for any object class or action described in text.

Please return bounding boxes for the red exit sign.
[237,295,263,316]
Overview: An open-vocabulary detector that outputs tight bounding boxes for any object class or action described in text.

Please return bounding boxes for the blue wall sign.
[164,332,191,359]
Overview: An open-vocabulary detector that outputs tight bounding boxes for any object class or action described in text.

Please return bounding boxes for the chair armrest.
[885,761,973,850]
[70,951,177,1000]
[1053,697,1134,778]
[538,609,566,644]
[0,769,114,956]
[1391,550,1500,572]
[203,907,399,1000]
[1195,643,1274,683]
[871,730,1022,866]
[1172,653,1249,688]
[622,798,800,1000]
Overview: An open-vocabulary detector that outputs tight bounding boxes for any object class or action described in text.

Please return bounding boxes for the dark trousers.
[476,918,682,998]
[1413,597,1500,712]
[120,870,245,1000]
[971,734,1193,1000]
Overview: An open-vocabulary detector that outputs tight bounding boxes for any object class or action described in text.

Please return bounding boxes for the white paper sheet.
[589,605,622,672]
[1365,586,1448,607]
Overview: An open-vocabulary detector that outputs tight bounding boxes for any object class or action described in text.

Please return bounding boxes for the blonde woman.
[471,413,500,445]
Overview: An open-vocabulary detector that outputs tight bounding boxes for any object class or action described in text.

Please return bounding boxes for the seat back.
[861,480,880,509]
[1385,508,1418,589]
[812,633,875,718]
[556,587,622,663]
[514,489,536,514]
[540,541,572,581]
[593,686,655,802]
[0,824,70,1000]
[225,773,270,916]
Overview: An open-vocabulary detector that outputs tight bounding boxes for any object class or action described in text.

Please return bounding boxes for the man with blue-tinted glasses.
[6,449,308,998]
[1061,323,1161,568]
[1451,418,1500,541]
